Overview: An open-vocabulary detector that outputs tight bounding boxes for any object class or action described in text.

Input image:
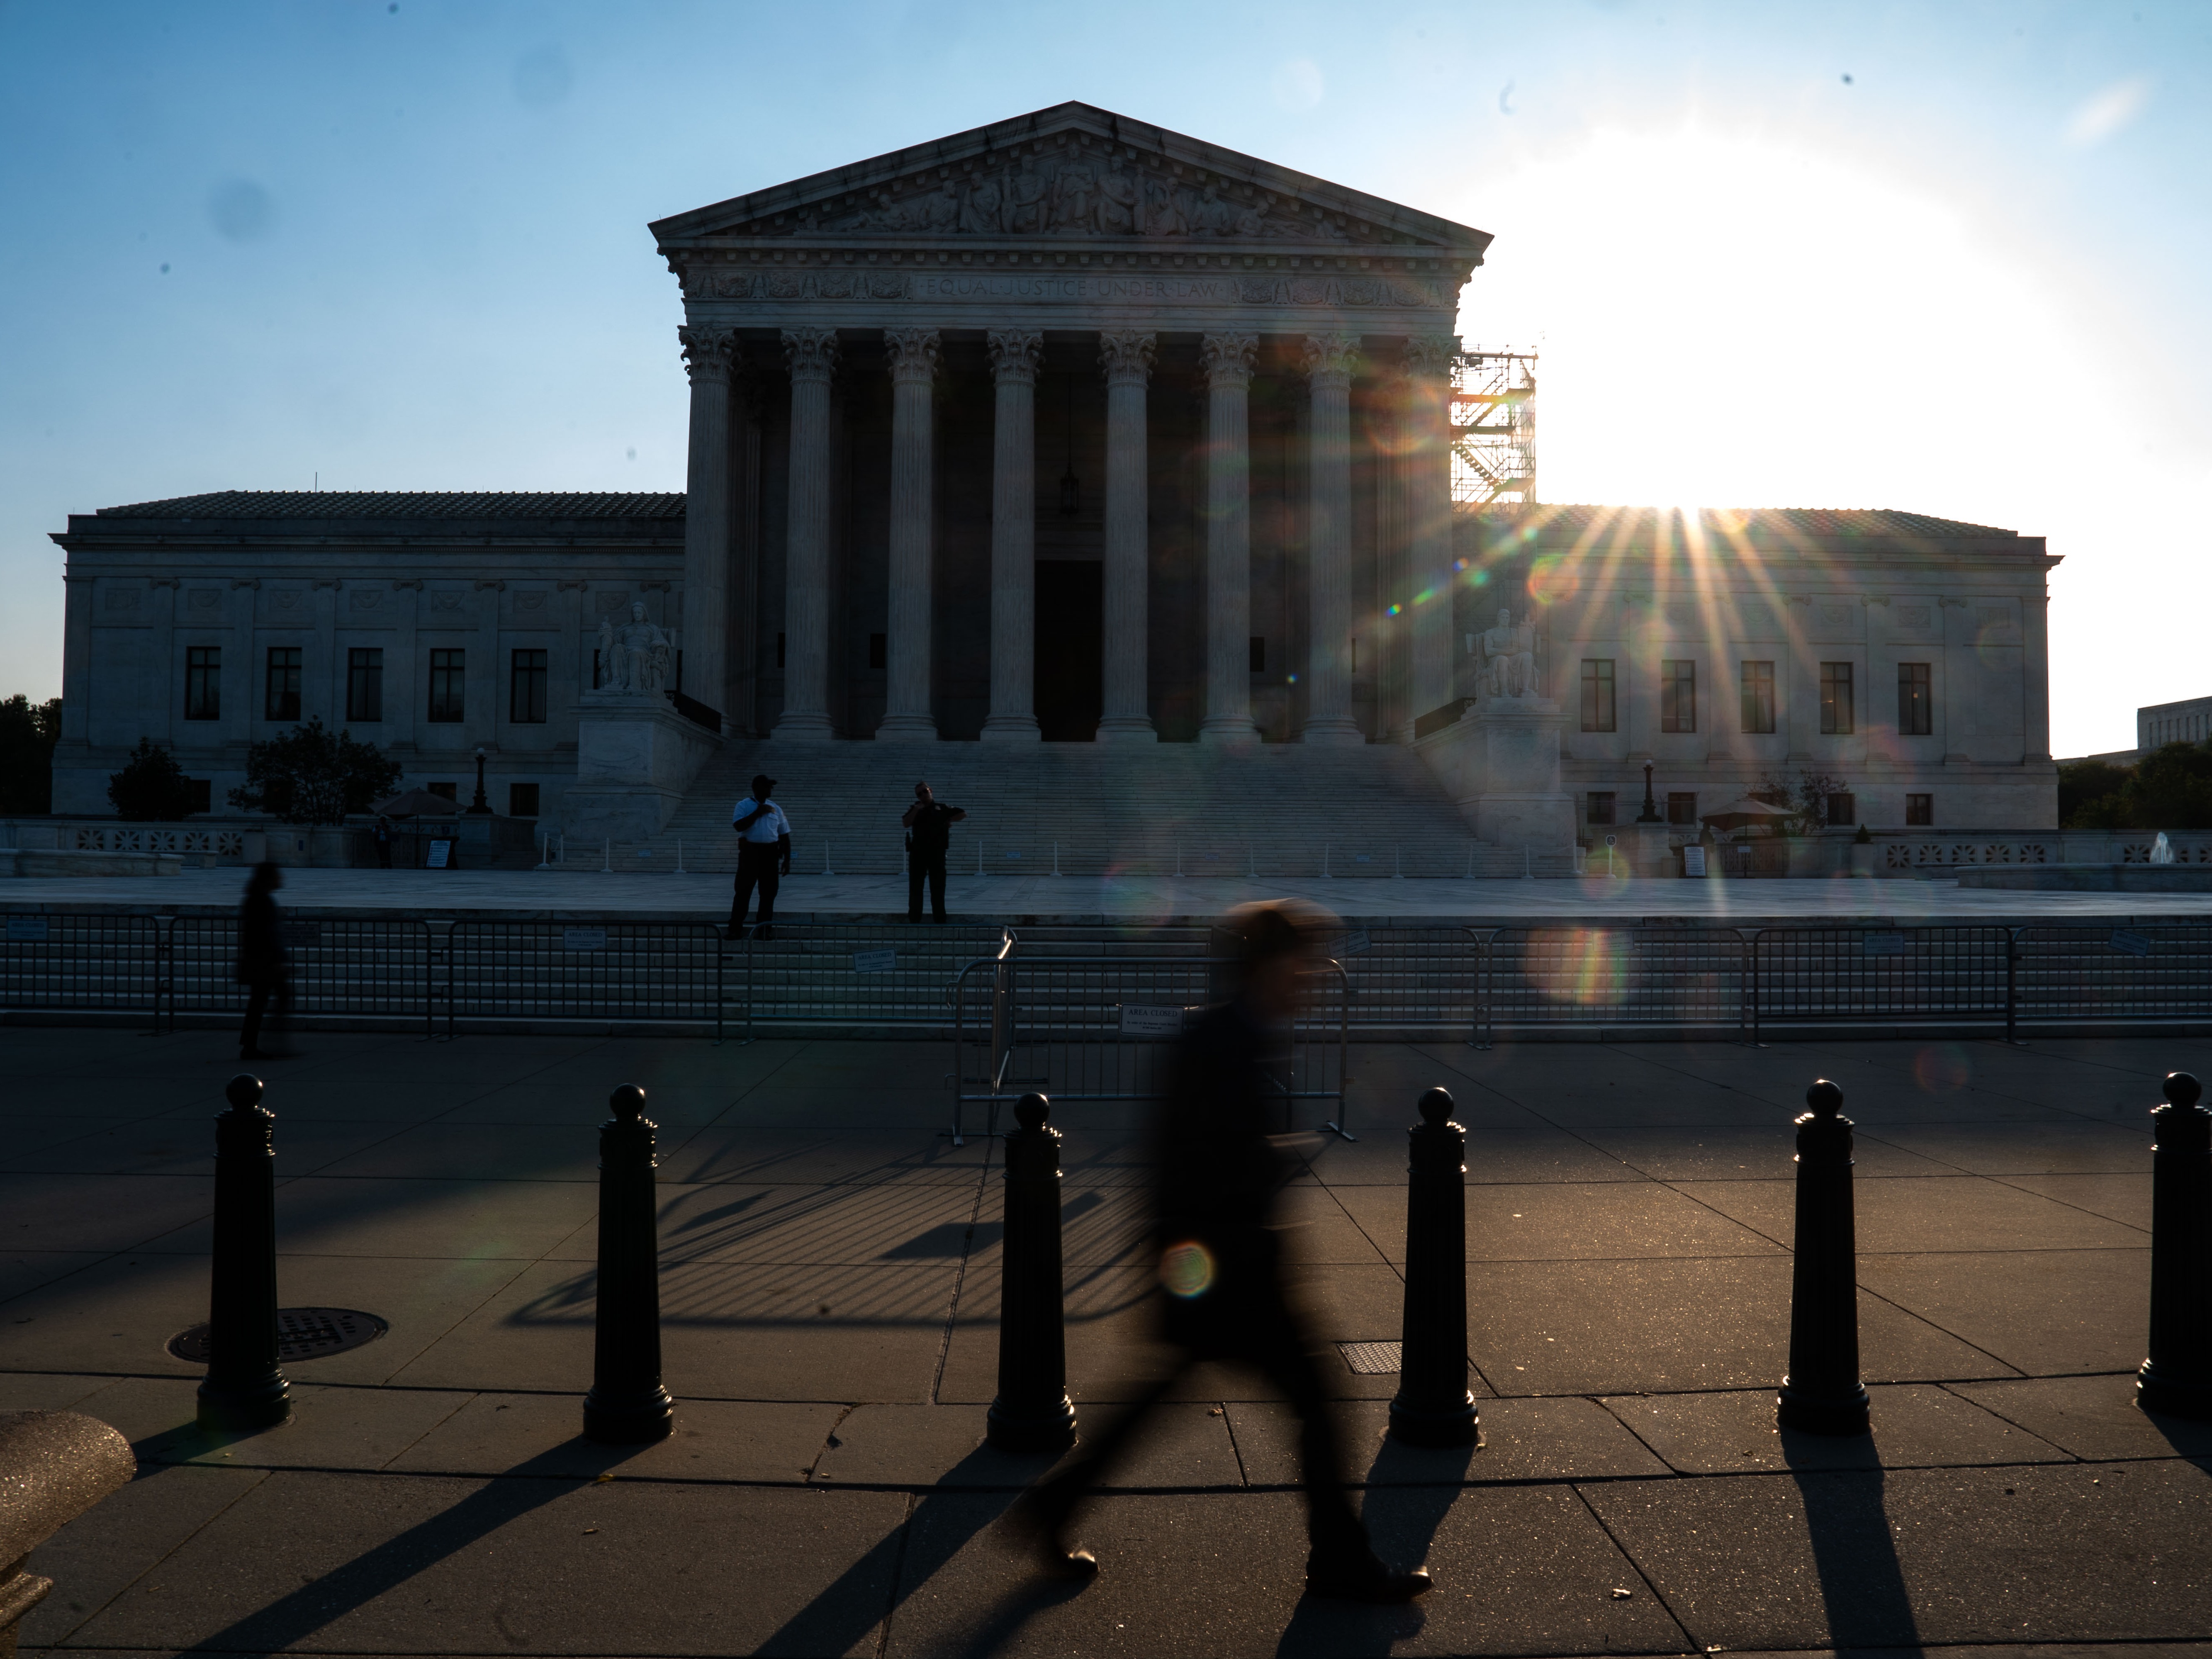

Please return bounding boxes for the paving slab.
[815,1400,1244,1490]
[1228,1395,1669,1486]
[1471,1257,2013,1395]
[0,1172,212,1253]
[0,1368,117,1410]
[1949,1374,2212,1461]
[1598,1384,2075,1474]
[1572,1123,1963,1180]
[19,1463,271,1650]
[64,1469,906,1657]
[879,1486,1689,1657]
[1584,1458,2212,1650]
[1856,1247,2150,1375]
[1673,1174,2149,1253]
[304,1121,616,1182]
[542,1180,984,1267]
[79,1376,469,1468]
[388,1390,845,1481]
[387,1255,961,1401]
[1335,1180,1788,1262]
[8,1116,411,1179]
[137,1175,604,1261]
[657,1127,995,1186]
[1858,1119,2156,1175]
[1994,1171,2154,1229]
[1,1248,108,1301]
[1304,1126,1643,1186]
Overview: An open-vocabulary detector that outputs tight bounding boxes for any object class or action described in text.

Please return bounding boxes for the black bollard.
[988,1092,1077,1452]
[582,1085,675,1444]
[2139,1071,2212,1419]
[1777,1079,1870,1434]
[197,1073,290,1432]
[1390,1087,1479,1446]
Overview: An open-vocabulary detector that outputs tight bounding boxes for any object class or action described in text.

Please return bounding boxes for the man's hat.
[751,773,776,793]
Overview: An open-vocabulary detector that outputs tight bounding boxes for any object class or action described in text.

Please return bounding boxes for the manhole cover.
[166,1308,388,1365]
[1336,1340,1402,1375]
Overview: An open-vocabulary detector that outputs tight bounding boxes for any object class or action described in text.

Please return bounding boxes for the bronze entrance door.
[1033,561,1102,742]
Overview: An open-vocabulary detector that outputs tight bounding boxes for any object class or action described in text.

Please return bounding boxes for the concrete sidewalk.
[6,1027,2212,1655]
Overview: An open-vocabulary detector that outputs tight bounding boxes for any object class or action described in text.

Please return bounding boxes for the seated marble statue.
[1478,607,1540,700]
[597,601,673,694]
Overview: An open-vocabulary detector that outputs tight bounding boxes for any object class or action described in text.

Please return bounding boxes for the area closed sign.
[1119,1004,1185,1037]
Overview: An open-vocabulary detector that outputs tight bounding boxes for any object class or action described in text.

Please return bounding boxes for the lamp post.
[1635,761,1661,823]
[466,746,494,815]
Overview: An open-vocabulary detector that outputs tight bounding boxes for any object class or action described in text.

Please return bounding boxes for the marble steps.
[589,739,1574,881]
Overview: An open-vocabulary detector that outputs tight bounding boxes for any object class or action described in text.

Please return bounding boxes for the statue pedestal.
[560,692,722,843]
[1416,695,1576,854]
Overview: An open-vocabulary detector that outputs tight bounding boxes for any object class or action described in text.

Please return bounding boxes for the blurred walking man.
[1016,899,1432,1603]
[236,862,294,1061]
[729,773,792,941]
[900,781,965,924]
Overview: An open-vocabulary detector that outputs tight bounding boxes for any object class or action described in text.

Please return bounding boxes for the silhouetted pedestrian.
[373,815,393,869]
[729,773,791,941]
[236,861,294,1061]
[1016,899,1431,1603]
[901,781,965,924]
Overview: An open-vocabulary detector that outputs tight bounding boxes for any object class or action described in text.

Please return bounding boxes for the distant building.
[2139,696,2212,754]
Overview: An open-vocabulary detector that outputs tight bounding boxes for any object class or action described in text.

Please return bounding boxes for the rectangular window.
[264,647,301,722]
[185,778,212,815]
[426,781,457,803]
[1740,660,1775,734]
[1906,792,1933,827]
[1820,662,1855,735]
[1660,660,1697,733]
[185,646,221,720]
[1898,662,1932,735]
[1586,791,1616,826]
[346,647,384,723]
[1827,792,1857,827]
[1667,792,1698,826]
[1579,660,1616,732]
[510,648,548,723]
[427,649,466,723]
[1250,636,1266,674]
[508,782,541,818]
[868,633,887,671]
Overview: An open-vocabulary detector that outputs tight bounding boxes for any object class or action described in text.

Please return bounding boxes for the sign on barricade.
[1117,1004,1185,1037]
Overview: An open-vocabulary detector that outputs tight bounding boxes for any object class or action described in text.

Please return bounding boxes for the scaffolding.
[1450,347,1537,505]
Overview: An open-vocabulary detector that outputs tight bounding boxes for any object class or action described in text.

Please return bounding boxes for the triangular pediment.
[650,102,1490,258]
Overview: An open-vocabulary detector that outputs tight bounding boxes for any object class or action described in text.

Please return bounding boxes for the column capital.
[1098,330,1156,388]
[1401,334,1458,381]
[1200,332,1258,390]
[988,329,1044,385]
[885,328,942,386]
[678,325,738,385]
[1302,332,1362,386]
[781,328,840,385]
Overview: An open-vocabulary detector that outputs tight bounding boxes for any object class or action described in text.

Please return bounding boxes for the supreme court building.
[47,102,2059,842]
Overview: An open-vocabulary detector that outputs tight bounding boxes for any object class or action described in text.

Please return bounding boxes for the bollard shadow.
[756,1444,1066,1658]
[1781,1437,1920,1650]
[178,1444,626,1653]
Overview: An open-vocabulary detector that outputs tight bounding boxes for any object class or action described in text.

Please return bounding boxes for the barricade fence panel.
[1477,926,1749,1041]
[731,920,1018,1032]
[168,917,433,1022]
[0,912,159,1012]
[448,920,725,1027]
[2015,922,2212,1026]
[1751,926,2010,1031]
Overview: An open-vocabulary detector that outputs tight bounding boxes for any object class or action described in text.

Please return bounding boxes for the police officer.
[900,781,965,924]
[729,774,792,940]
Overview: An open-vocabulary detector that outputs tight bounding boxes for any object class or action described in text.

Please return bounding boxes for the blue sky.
[3,0,2205,754]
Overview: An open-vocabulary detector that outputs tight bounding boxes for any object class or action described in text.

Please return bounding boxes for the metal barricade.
[0,912,161,1019]
[446,920,725,1034]
[2013,921,2212,1032]
[728,920,1018,1038]
[949,953,1349,1146]
[1748,925,2010,1040]
[168,916,435,1032]
[1472,924,1750,1046]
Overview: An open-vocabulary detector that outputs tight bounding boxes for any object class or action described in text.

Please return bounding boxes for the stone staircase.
[569,739,1575,879]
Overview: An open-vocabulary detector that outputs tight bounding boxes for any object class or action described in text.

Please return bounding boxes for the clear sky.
[2,0,2205,757]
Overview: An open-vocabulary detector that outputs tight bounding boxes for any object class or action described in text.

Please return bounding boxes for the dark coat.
[905,801,961,855]
[235,890,286,986]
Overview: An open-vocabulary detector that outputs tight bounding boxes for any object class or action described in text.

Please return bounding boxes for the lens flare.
[1161,1240,1215,1299]
[1913,1044,1971,1094]
[1537,929,1626,1007]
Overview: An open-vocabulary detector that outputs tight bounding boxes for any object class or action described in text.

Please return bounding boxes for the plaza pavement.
[6,865,2212,923]
[5,1024,2212,1657]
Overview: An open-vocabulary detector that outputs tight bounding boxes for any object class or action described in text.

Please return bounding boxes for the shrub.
[226,720,401,826]
[107,737,199,820]
[2059,758,2134,829]
[0,694,61,815]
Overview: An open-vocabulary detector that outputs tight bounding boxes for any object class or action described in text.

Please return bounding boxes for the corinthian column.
[878,328,940,741]
[1200,333,1260,744]
[1096,331,1157,742]
[775,328,839,739]
[1302,333,1364,745]
[983,330,1043,743]
[1403,334,1458,742]
[678,325,736,729]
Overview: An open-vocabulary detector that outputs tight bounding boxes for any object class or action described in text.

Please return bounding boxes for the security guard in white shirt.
[729,773,792,939]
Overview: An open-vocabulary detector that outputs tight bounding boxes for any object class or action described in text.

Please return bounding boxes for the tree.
[1753,769,1849,833]
[107,737,198,820]
[2059,758,2133,829]
[227,720,402,826]
[0,694,61,815]
[2120,742,2212,830]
